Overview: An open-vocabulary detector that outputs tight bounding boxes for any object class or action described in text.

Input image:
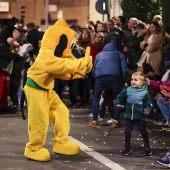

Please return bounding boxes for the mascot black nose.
[54,34,67,57]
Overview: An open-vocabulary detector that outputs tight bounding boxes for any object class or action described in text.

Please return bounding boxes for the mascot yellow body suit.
[23,18,92,161]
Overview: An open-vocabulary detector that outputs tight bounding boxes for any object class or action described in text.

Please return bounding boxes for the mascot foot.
[53,141,80,155]
[24,147,50,161]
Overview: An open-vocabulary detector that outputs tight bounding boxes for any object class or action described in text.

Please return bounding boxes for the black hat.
[165,27,170,35]
[0,17,17,45]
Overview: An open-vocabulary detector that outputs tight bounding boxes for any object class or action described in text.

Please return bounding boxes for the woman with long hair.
[137,21,164,74]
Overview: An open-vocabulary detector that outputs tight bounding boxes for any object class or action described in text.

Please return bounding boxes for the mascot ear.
[54,34,67,57]
[7,17,17,31]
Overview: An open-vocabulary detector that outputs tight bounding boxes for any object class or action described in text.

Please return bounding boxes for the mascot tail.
[20,90,26,120]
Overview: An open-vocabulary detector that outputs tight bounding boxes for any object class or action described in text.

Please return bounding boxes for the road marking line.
[69,136,126,170]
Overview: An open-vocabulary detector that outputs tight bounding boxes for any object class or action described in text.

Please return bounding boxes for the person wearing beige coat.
[137,21,164,73]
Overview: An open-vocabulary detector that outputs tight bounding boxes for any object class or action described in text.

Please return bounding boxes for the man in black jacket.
[26,22,41,57]
[23,22,42,86]
[105,19,123,52]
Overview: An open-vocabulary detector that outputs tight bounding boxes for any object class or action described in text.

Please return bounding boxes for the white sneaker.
[154,121,165,125]
[155,121,168,126]
[165,121,168,125]
[88,113,93,117]
[107,119,114,124]
[98,116,104,122]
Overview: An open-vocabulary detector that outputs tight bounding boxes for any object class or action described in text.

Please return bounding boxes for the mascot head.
[40,18,78,59]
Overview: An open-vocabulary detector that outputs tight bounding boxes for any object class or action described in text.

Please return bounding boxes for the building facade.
[0,0,122,28]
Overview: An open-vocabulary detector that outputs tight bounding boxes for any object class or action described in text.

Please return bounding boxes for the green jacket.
[116,85,152,121]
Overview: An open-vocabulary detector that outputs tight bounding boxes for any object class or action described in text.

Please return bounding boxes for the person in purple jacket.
[145,78,170,128]
[145,78,170,168]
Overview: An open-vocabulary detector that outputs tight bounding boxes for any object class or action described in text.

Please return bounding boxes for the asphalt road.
[0,102,169,170]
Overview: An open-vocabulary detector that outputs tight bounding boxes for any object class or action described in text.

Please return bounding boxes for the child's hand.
[124,83,128,87]
[117,104,125,109]
[143,108,149,115]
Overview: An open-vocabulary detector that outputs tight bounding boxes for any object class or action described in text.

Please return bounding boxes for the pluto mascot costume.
[23,18,92,161]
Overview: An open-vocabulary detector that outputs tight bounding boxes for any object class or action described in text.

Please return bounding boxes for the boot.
[89,120,99,127]
[112,120,118,128]
[112,120,122,128]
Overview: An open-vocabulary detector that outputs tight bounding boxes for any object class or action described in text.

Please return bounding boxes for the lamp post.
[45,0,49,28]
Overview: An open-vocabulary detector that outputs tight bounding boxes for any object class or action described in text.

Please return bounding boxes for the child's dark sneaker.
[120,148,132,156]
[145,147,152,156]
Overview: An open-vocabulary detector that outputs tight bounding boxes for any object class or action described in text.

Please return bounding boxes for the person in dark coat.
[23,22,42,87]
[127,23,148,71]
[105,19,123,51]
[0,17,23,113]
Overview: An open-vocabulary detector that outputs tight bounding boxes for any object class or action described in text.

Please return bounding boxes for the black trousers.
[124,119,150,148]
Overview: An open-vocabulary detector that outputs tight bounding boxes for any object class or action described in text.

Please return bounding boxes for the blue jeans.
[157,97,170,124]
[92,75,121,121]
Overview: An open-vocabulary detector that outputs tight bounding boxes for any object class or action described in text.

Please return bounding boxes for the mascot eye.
[70,37,77,49]
[54,34,67,57]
